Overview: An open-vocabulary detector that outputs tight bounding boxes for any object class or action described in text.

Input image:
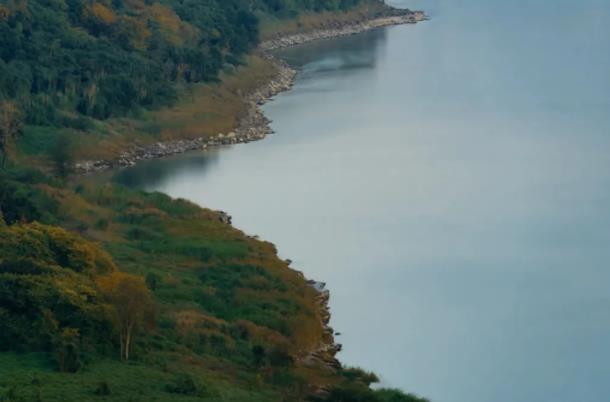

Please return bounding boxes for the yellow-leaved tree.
[97,272,155,360]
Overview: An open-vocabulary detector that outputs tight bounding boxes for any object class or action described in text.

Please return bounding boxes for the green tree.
[50,133,74,178]
[145,272,160,291]
[56,328,83,373]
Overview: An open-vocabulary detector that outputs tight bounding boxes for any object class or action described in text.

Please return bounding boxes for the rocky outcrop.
[300,280,343,372]
[216,211,233,225]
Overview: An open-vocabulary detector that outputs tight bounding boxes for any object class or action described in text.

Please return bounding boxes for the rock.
[217,211,232,225]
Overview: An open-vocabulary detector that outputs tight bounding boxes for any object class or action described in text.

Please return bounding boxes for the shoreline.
[260,11,427,51]
[75,9,426,174]
[76,8,427,380]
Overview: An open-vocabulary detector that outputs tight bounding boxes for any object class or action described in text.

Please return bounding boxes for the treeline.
[0,0,367,127]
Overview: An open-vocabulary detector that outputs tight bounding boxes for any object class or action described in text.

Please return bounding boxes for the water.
[113,1,610,401]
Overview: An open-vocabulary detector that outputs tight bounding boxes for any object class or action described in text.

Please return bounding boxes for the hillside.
[0,166,429,401]
[0,0,403,165]
[0,0,429,400]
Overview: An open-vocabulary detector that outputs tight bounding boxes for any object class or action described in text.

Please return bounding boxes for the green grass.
[0,353,277,402]
[0,168,337,400]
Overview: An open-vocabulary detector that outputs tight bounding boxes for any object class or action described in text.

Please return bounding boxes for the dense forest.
[0,0,366,126]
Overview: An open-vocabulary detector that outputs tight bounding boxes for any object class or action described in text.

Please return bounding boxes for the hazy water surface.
[114,1,610,401]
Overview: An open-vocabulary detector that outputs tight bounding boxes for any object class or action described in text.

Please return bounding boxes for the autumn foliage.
[0,223,116,357]
[0,222,152,363]
[97,272,155,360]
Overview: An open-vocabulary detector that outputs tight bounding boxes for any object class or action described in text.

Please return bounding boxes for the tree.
[0,101,23,167]
[97,272,155,360]
[56,328,83,373]
[145,272,160,291]
[50,133,74,178]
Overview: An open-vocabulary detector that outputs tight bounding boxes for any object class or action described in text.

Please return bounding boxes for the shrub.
[341,367,379,386]
[94,382,111,396]
[55,328,83,373]
[145,273,160,291]
[267,346,293,368]
[165,374,202,396]
[94,218,109,231]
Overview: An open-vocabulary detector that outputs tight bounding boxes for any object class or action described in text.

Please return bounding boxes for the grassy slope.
[0,180,336,401]
[0,353,276,402]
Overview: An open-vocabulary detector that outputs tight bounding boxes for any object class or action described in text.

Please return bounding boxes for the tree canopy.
[0,0,368,127]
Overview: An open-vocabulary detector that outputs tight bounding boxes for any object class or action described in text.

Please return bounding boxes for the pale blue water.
[113,1,610,401]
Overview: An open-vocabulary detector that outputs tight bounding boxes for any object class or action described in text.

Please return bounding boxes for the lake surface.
[113,1,610,401]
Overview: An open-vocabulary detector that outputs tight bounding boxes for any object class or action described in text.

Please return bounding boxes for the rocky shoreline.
[75,56,296,173]
[260,11,427,51]
[75,9,425,174]
[302,280,342,370]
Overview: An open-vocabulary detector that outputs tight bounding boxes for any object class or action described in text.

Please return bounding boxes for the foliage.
[56,328,83,373]
[318,383,430,402]
[0,100,23,166]
[0,0,430,398]
[165,373,206,397]
[341,366,380,386]
[50,133,74,178]
[375,389,431,402]
[0,0,367,129]
[0,223,116,356]
[97,271,155,360]
[0,170,59,224]
[0,165,430,400]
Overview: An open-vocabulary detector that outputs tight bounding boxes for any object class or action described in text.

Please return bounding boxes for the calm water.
[113,1,610,401]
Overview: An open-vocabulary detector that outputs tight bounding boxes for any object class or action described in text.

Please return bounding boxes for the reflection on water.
[113,150,222,191]
[275,28,387,74]
[113,1,610,401]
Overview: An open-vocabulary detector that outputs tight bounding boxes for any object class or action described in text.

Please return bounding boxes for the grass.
[1,163,347,399]
[13,55,277,166]
[54,56,279,162]
[0,178,340,400]
[0,353,277,402]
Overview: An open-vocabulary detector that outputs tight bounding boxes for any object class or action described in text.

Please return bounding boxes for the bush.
[55,328,83,373]
[94,218,109,231]
[165,374,204,396]
[94,382,111,396]
[267,346,293,368]
[0,173,59,224]
[49,134,74,178]
[341,367,379,386]
[375,389,430,402]
[145,273,160,291]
